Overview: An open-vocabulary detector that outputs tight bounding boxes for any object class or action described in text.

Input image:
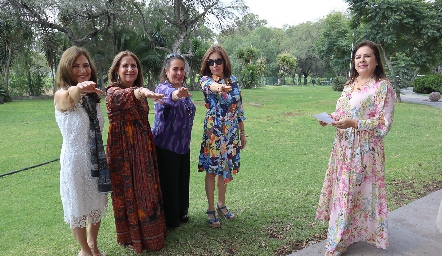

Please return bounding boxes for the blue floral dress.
[198,75,246,184]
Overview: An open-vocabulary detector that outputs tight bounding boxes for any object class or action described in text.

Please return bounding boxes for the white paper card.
[313,112,334,125]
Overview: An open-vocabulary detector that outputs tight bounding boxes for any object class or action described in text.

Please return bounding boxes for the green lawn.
[1,86,441,256]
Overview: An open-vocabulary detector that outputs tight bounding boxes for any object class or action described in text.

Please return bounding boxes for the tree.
[220,13,268,36]
[276,52,297,85]
[40,32,70,93]
[314,12,352,77]
[187,38,210,90]
[133,0,248,54]
[345,0,442,102]
[283,21,327,84]
[8,0,112,46]
[0,4,32,95]
[236,46,265,88]
[390,52,416,89]
[220,26,285,79]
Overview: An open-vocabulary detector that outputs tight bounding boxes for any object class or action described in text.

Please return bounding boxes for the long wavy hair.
[348,40,386,84]
[200,45,232,78]
[55,46,99,102]
[107,51,143,88]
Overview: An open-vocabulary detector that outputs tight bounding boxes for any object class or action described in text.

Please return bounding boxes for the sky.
[243,0,349,28]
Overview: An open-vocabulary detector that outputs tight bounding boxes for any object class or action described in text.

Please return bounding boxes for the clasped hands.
[317,118,356,129]
[319,115,385,128]
[330,118,358,129]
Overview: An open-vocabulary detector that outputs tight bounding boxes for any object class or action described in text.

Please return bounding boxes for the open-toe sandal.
[216,204,235,220]
[206,210,221,228]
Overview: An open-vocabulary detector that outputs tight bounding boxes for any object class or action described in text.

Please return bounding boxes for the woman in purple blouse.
[152,53,196,228]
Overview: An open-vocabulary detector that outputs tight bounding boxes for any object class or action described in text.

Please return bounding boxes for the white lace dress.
[55,102,108,228]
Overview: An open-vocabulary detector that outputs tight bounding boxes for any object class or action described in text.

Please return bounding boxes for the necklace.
[354,76,374,91]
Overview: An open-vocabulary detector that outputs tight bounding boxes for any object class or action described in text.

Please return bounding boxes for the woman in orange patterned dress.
[105,51,166,253]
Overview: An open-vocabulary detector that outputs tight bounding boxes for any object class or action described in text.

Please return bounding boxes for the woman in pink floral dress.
[316,40,395,256]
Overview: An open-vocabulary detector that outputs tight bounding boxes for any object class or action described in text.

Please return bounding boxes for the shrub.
[413,74,442,94]
[240,64,259,89]
[0,85,12,104]
[332,76,347,91]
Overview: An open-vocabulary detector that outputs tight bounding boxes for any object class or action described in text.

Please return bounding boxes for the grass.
[1,85,441,256]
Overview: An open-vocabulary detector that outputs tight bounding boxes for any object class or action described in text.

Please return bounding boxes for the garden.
[1,85,441,255]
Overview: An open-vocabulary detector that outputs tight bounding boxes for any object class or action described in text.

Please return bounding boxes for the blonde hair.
[55,46,97,90]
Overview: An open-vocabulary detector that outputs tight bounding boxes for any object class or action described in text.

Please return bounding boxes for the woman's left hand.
[332,118,357,129]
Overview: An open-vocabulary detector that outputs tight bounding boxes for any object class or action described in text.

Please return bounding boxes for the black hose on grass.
[0,158,59,178]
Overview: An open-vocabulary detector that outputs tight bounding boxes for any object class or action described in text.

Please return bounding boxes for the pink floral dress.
[316,78,395,253]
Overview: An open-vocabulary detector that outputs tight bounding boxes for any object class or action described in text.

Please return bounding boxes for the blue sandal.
[206,210,221,228]
[216,204,235,220]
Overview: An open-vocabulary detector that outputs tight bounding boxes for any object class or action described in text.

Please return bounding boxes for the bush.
[0,85,12,104]
[413,74,442,94]
[240,64,259,89]
[332,76,347,91]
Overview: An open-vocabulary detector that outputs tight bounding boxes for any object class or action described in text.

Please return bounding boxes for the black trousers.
[155,146,190,228]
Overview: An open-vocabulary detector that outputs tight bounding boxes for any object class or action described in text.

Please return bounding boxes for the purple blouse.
[152,82,196,154]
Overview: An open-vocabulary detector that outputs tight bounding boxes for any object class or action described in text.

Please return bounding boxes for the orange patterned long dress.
[105,85,166,253]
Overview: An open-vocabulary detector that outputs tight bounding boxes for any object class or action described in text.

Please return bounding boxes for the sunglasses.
[207,58,223,66]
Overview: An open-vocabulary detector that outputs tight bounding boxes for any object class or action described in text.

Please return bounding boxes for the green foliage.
[240,64,260,89]
[332,76,347,91]
[345,0,442,76]
[390,52,417,89]
[314,12,352,76]
[8,55,48,97]
[220,26,285,77]
[187,38,210,90]
[276,52,297,78]
[236,46,264,89]
[413,74,442,94]
[0,85,12,103]
[236,46,258,64]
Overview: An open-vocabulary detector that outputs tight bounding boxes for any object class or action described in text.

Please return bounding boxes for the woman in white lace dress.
[54,46,110,256]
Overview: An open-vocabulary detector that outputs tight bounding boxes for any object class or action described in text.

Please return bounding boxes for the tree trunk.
[380,44,401,102]
[148,75,156,90]
[51,59,56,94]
[4,44,12,95]
[189,71,198,91]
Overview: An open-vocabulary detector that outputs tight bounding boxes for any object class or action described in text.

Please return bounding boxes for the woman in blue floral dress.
[198,45,247,228]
